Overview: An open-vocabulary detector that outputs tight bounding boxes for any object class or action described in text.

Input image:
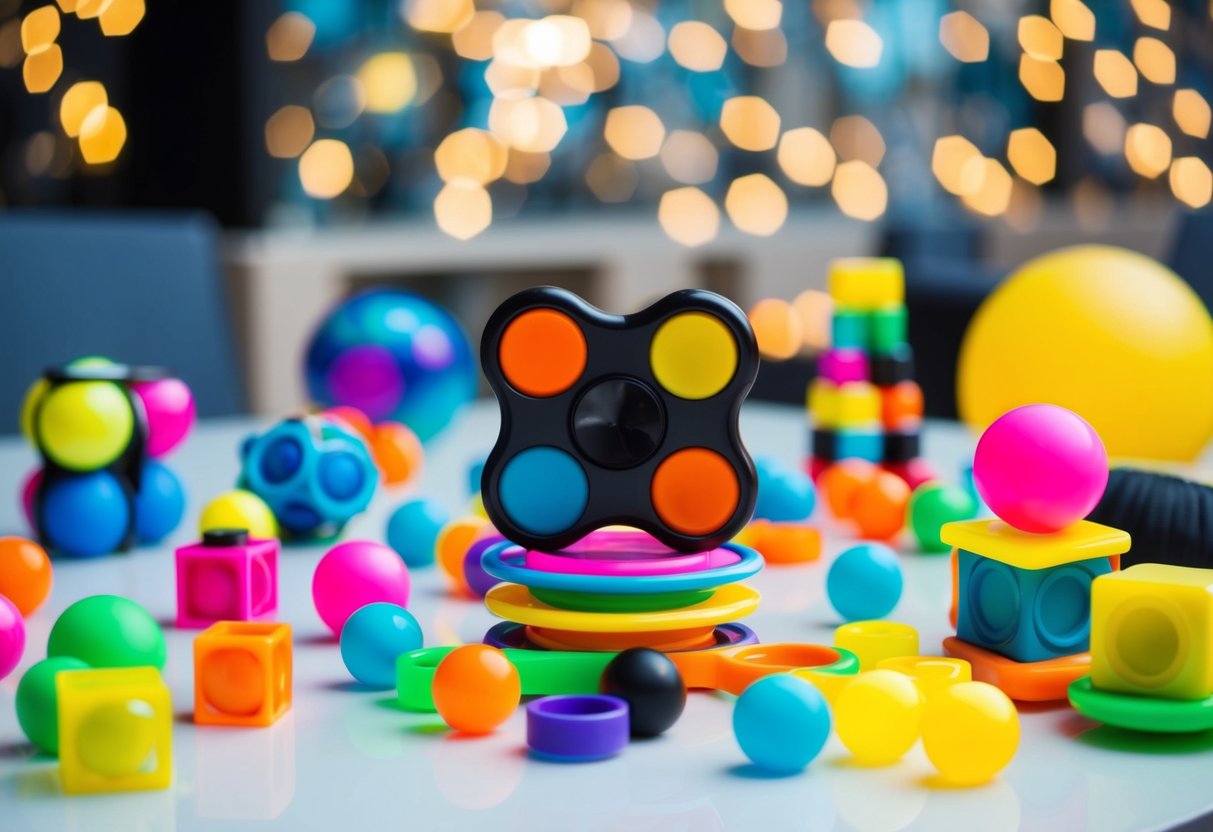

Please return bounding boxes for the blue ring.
[481,541,762,595]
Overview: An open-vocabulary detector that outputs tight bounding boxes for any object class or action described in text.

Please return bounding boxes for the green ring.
[529,586,714,612]
[1068,675,1213,733]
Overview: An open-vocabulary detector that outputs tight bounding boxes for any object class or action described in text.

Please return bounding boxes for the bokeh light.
[1007,128,1056,185]
[604,105,664,160]
[99,0,144,37]
[931,135,981,195]
[960,157,1013,217]
[266,12,314,62]
[265,106,315,159]
[299,139,355,198]
[792,289,833,352]
[831,160,886,221]
[452,11,503,61]
[78,105,126,164]
[724,0,782,32]
[725,173,788,236]
[939,12,988,64]
[748,298,802,360]
[405,0,475,34]
[59,81,107,138]
[1174,89,1211,138]
[1093,50,1137,98]
[1133,37,1175,85]
[23,44,62,94]
[720,96,781,152]
[489,96,567,153]
[1019,55,1065,102]
[667,21,726,72]
[358,53,417,113]
[657,186,719,247]
[1050,0,1095,41]
[660,130,718,185]
[1170,157,1212,209]
[1131,0,1171,31]
[825,19,882,68]
[435,128,507,186]
[1017,15,1063,61]
[1124,123,1172,178]
[777,127,836,187]
[1084,102,1127,155]
[21,6,59,52]
[732,27,787,67]
[434,181,492,240]
[830,115,884,166]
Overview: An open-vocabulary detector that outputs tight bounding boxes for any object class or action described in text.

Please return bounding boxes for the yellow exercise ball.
[958,245,1213,461]
[36,381,134,471]
[199,489,279,540]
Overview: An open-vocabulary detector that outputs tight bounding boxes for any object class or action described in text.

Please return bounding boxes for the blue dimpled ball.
[339,602,424,689]
[387,498,451,567]
[827,543,904,622]
[304,290,477,443]
[499,447,588,535]
[733,676,831,774]
[41,471,130,557]
[133,461,186,544]
[753,456,816,522]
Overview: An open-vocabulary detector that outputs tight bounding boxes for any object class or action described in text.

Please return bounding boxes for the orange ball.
[436,517,491,595]
[432,645,521,734]
[851,471,911,541]
[324,406,374,440]
[881,382,924,430]
[372,421,424,486]
[0,536,52,616]
[818,460,877,519]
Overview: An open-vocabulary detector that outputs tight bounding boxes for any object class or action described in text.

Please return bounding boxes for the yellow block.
[57,667,172,794]
[940,518,1130,571]
[807,379,880,428]
[1091,564,1213,701]
[828,257,905,310]
[834,620,918,670]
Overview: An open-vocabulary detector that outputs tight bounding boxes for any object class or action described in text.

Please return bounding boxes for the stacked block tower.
[806,258,933,488]
[940,405,1130,702]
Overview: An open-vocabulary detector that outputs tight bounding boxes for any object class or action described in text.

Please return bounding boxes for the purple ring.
[526,695,630,762]
[482,620,759,651]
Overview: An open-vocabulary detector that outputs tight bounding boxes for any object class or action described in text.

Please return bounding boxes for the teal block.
[832,311,871,351]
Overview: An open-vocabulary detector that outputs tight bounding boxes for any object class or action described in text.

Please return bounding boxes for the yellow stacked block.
[1091,564,1213,701]
[940,518,1130,570]
[57,667,172,794]
[807,378,880,428]
[828,257,905,310]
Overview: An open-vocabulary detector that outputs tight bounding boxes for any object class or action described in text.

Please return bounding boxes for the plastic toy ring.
[523,530,742,576]
[527,695,630,762]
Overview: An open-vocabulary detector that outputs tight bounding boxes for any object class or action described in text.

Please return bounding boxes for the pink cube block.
[817,348,869,384]
[176,530,278,629]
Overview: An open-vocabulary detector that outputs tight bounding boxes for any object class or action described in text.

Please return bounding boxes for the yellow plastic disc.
[36,381,134,471]
[834,669,924,765]
[199,489,279,540]
[484,582,759,633]
[650,312,738,400]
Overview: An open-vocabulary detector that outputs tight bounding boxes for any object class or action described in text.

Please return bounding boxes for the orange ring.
[498,309,587,397]
[651,448,739,537]
[526,626,718,652]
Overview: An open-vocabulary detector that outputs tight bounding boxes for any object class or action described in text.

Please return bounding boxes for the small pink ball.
[132,379,196,458]
[312,540,410,636]
[20,468,42,529]
[973,404,1108,534]
[0,595,26,680]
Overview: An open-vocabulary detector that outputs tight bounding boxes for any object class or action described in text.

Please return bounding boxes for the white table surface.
[1,401,1210,832]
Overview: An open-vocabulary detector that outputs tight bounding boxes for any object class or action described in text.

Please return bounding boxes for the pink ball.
[20,468,41,529]
[973,404,1108,534]
[132,379,196,458]
[312,540,410,636]
[0,595,26,680]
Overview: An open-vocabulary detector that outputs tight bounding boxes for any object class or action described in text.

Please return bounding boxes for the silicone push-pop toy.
[480,287,760,552]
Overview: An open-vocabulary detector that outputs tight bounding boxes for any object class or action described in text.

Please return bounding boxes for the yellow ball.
[922,681,1019,786]
[959,245,1213,461]
[20,378,49,443]
[77,700,158,778]
[199,489,279,539]
[36,381,134,471]
[834,669,924,764]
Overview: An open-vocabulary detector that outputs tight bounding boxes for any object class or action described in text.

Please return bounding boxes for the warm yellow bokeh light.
[452,11,503,61]
[960,158,1013,217]
[1093,50,1138,98]
[54,0,77,11]
[939,11,988,63]
[748,298,803,360]
[657,187,720,247]
[1050,0,1095,41]
[299,139,355,199]
[612,9,665,63]
[1005,179,1044,233]
[1134,37,1175,85]
[74,0,106,20]
[1019,55,1065,102]
[1017,15,1063,61]
[720,96,781,152]
[1124,123,1172,179]
[59,81,107,138]
[405,0,475,34]
[99,0,145,37]
[1174,89,1212,138]
[357,53,417,113]
[668,21,726,72]
[777,127,836,187]
[484,59,540,98]
[660,130,718,185]
[541,65,592,106]
[21,6,59,53]
[793,289,833,352]
[266,12,315,62]
[830,115,885,166]
[831,160,887,221]
[1170,157,1213,209]
[574,0,632,41]
[1084,102,1127,155]
[1007,128,1056,185]
[932,135,982,195]
[584,42,621,92]
[1131,0,1171,30]
[603,105,665,160]
[78,106,126,165]
[524,15,592,68]
[724,0,782,31]
[825,19,883,68]
[434,181,492,240]
[23,44,61,94]
[504,149,550,184]
[265,105,315,159]
[732,27,788,68]
[585,152,637,201]
[434,128,507,186]
[489,96,568,153]
[725,173,788,236]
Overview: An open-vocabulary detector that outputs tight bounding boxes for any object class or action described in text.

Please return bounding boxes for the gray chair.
[0,211,245,431]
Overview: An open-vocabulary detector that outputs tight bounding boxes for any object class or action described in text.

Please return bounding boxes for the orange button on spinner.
[651,448,740,537]
[498,309,587,397]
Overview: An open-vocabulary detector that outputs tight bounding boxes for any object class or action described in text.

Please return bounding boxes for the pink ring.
[523,530,741,577]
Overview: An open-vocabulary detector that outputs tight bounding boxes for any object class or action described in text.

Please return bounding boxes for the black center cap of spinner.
[572,377,666,469]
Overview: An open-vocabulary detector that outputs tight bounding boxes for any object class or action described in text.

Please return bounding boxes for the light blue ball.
[467,457,486,497]
[386,498,451,567]
[733,676,831,774]
[133,461,186,543]
[42,471,130,558]
[339,602,424,689]
[826,543,904,621]
[753,457,816,522]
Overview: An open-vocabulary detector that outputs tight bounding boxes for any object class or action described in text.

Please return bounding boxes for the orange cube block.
[881,381,923,430]
[194,622,292,727]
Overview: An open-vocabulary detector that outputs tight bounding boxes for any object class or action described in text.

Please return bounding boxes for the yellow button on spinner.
[650,312,738,400]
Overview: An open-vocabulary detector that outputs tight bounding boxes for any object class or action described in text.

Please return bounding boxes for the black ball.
[600,648,687,738]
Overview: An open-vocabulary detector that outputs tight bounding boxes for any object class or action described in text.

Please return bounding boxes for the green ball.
[16,656,90,754]
[909,483,977,553]
[48,595,166,670]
